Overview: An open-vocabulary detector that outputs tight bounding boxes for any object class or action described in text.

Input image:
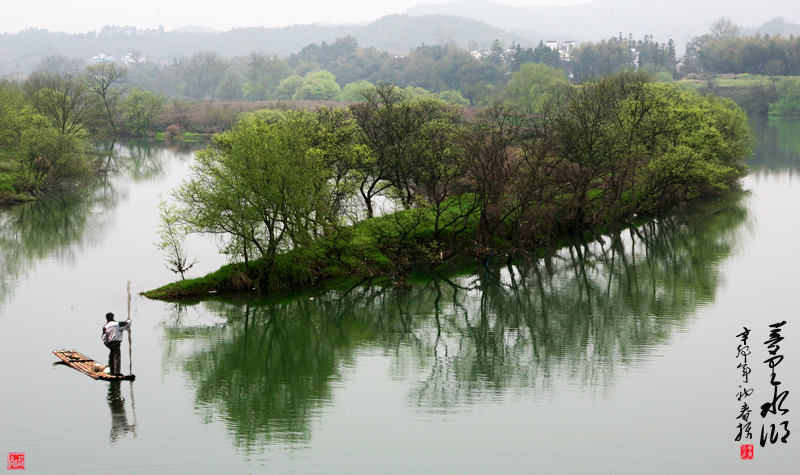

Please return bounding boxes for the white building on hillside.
[547,41,575,61]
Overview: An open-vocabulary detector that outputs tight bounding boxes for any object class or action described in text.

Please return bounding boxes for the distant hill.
[741,17,800,37]
[405,0,800,52]
[0,15,538,75]
[4,3,797,77]
[356,14,538,52]
[171,25,219,34]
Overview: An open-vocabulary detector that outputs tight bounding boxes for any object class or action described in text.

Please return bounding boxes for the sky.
[0,0,591,34]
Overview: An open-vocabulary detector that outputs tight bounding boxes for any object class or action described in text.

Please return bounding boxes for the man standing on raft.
[102,312,131,375]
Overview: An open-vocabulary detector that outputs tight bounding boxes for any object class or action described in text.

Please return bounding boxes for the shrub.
[769,78,800,116]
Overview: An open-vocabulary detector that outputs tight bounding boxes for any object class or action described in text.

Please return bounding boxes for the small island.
[142,73,753,300]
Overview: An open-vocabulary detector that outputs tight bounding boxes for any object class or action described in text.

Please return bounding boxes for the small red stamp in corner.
[7,452,24,470]
[740,444,754,460]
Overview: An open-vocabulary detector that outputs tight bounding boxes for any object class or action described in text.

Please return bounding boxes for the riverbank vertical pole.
[127,280,132,375]
[127,280,137,435]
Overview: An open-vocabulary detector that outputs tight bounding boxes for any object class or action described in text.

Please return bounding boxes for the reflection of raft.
[53,349,136,381]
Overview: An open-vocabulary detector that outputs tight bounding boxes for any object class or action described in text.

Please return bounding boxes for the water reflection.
[0,192,99,306]
[104,140,196,182]
[107,381,137,445]
[749,117,800,173]
[163,191,750,450]
[162,301,346,447]
[0,142,197,310]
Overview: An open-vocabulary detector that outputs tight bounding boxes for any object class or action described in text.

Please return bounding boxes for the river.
[0,120,798,474]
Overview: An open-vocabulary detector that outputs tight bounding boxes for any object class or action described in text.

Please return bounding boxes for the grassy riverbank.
[676,73,800,117]
[142,202,479,299]
[141,177,739,301]
[140,207,599,300]
[139,193,729,301]
[0,159,40,204]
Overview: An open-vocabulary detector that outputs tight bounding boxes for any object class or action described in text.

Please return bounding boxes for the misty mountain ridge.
[2,4,799,76]
[741,17,800,38]
[170,25,220,34]
[0,14,536,75]
[405,0,800,51]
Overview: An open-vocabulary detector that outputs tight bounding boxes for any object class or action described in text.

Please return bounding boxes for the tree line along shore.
[2,17,797,204]
[0,50,776,206]
[0,22,762,296]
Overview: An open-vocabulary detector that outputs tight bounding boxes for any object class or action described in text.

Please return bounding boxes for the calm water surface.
[1,121,799,474]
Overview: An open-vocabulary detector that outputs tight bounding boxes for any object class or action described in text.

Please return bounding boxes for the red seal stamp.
[740,444,754,460]
[7,452,25,470]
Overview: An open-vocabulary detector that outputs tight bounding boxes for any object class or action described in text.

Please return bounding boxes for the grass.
[154,131,213,142]
[142,201,482,300]
[142,188,632,301]
[679,73,779,89]
[0,158,35,204]
[140,192,657,301]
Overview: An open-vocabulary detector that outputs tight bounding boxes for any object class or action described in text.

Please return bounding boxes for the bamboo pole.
[127,280,137,434]
[127,280,132,375]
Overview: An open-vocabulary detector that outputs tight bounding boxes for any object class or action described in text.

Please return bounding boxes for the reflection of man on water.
[102,312,131,375]
[107,381,136,444]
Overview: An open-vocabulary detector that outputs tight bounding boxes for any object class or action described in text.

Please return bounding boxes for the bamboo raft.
[53,349,135,381]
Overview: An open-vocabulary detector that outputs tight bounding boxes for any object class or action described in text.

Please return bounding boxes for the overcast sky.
[1,0,590,34]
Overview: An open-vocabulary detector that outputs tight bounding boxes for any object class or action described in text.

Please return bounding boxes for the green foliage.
[155,200,197,280]
[172,108,365,286]
[571,37,635,82]
[504,63,569,114]
[401,86,434,99]
[373,44,504,103]
[510,41,560,72]
[687,75,779,117]
[436,90,470,106]
[554,73,751,219]
[652,70,674,83]
[350,83,466,216]
[275,75,303,101]
[13,126,93,193]
[121,88,164,135]
[635,36,677,74]
[238,108,287,123]
[567,34,677,82]
[0,81,47,149]
[340,80,374,102]
[150,71,753,298]
[294,70,341,101]
[24,56,101,137]
[242,54,293,101]
[216,68,246,101]
[83,62,127,134]
[769,78,800,116]
[696,34,800,75]
[1,77,95,195]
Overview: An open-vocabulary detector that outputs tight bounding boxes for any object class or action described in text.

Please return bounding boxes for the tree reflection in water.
[0,142,184,310]
[0,192,101,307]
[162,192,750,450]
[748,117,800,173]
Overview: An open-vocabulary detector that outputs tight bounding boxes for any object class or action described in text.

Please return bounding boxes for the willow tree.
[504,63,569,115]
[24,55,100,137]
[350,84,467,217]
[84,62,127,133]
[171,109,363,282]
[2,79,93,195]
[15,126,94,193]
[553,71,752,223]
[155,201,197,280]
